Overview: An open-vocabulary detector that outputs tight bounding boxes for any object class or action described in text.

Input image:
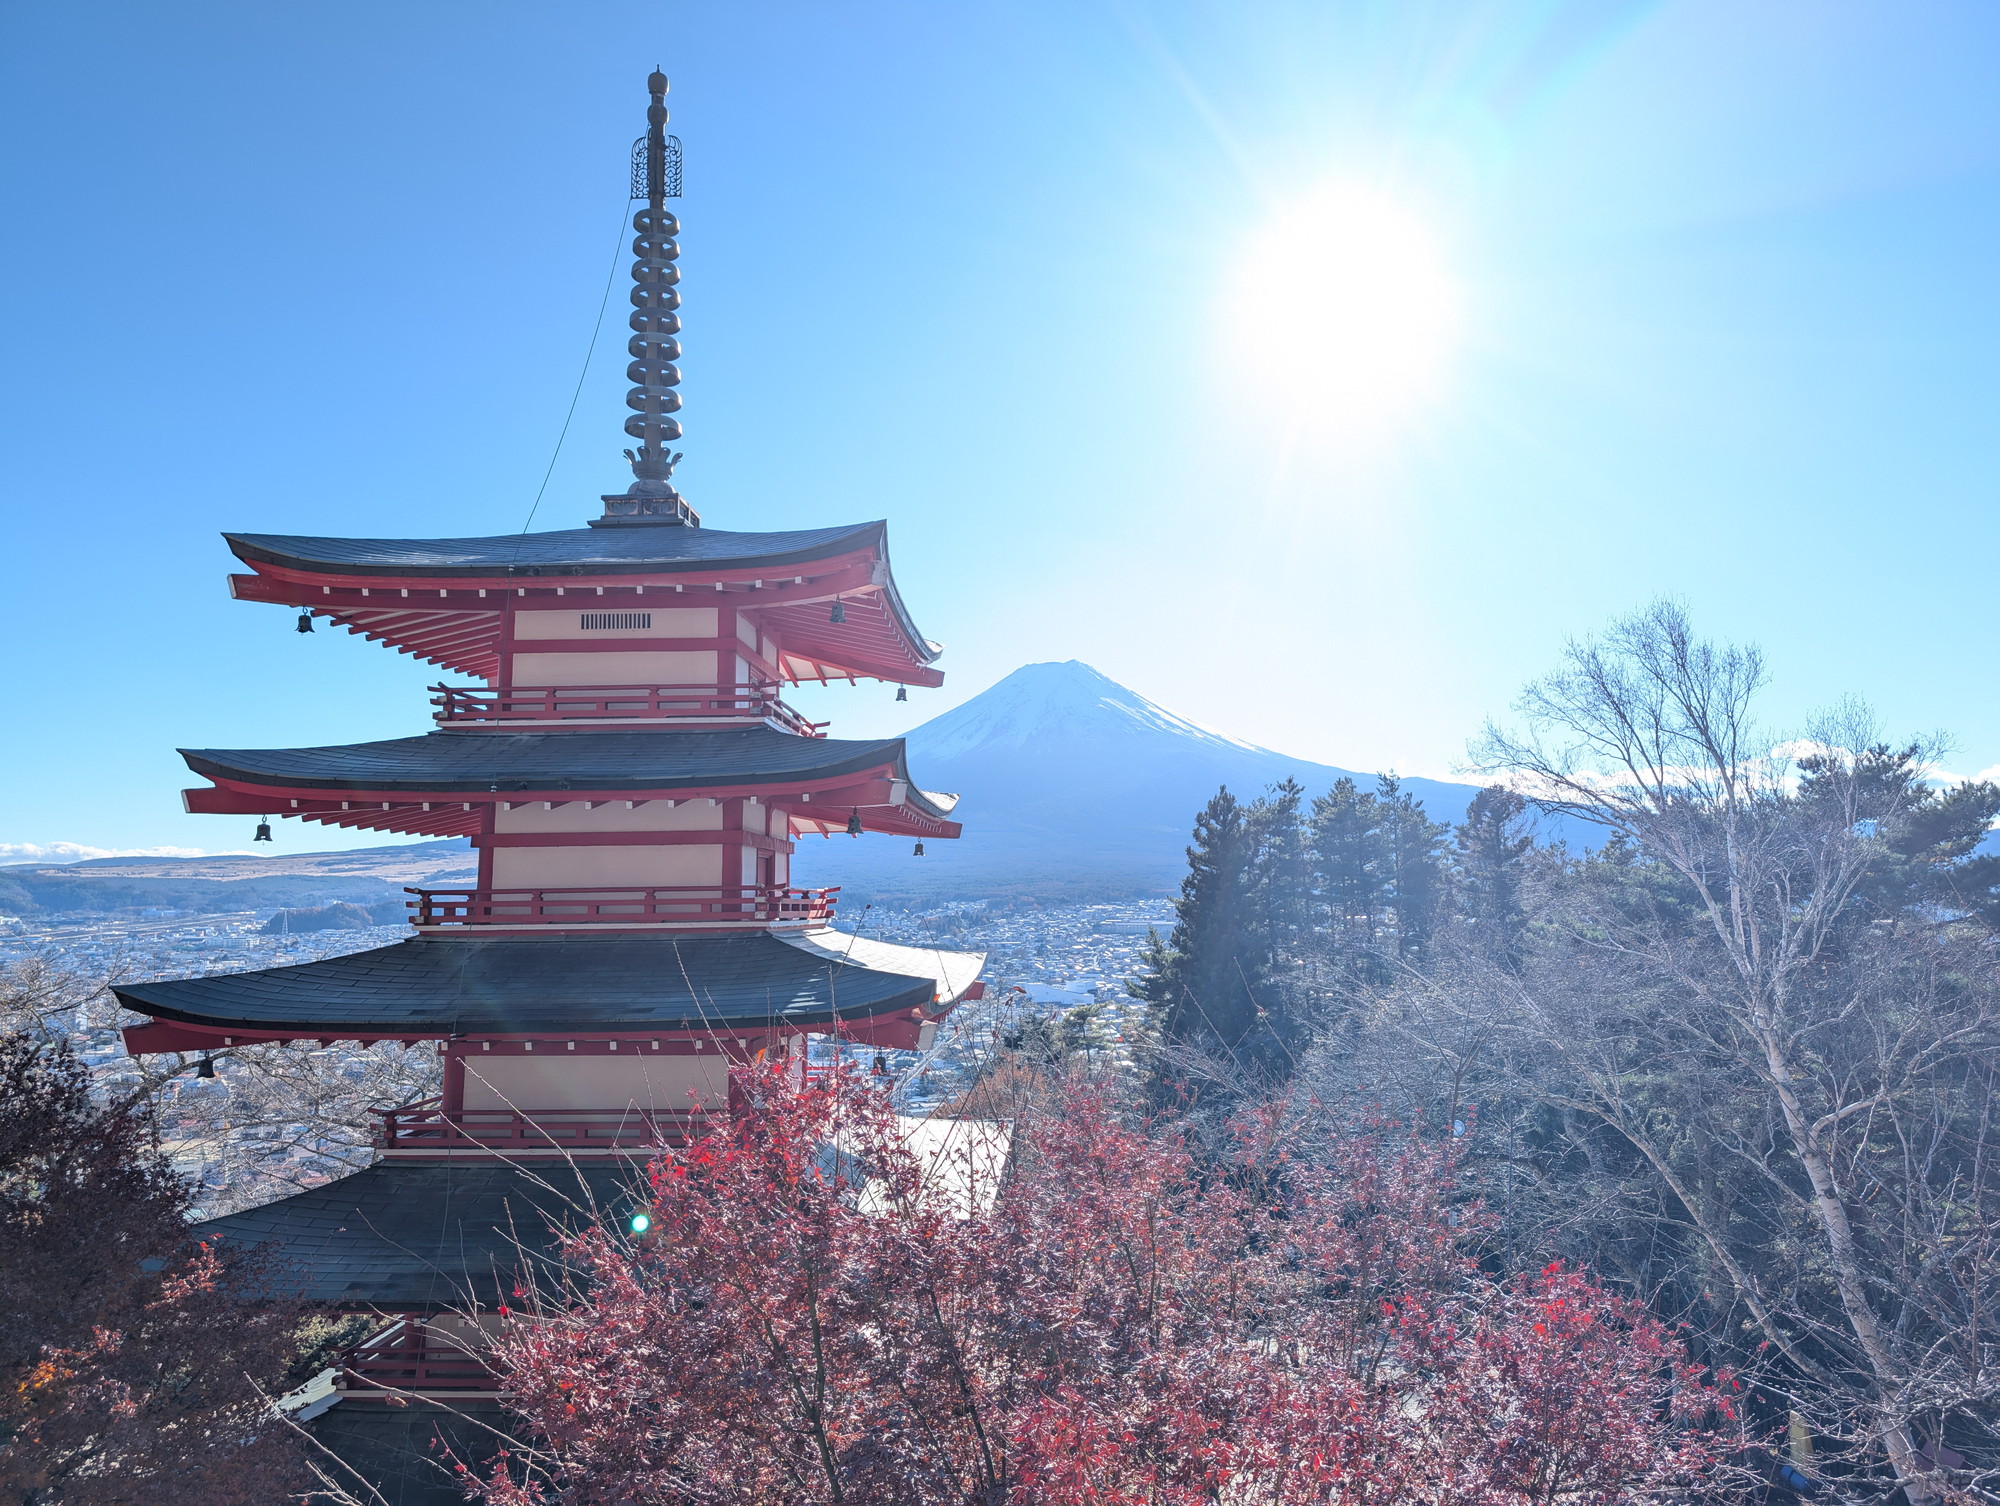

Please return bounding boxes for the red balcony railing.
[406,884,839,927]
[432,682,826,737]
[372,1097,709,1152]
[342,1319,499,1393]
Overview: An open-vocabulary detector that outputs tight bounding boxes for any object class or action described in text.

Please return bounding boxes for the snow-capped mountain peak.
[904,660,1269,760]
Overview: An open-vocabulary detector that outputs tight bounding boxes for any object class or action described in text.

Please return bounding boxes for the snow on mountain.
[909,661,1267,762]
[794,660,1503,901]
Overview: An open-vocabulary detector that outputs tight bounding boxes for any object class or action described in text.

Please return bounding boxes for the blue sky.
[5,0,1999,858]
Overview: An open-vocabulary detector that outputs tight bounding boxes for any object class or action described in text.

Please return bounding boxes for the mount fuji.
[791,660,1509,904]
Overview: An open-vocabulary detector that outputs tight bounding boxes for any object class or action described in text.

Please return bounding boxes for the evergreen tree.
[1136,787,1261,1052]
[1452,783,1534,961]
[1244,778,1311,964]
[1376,775,1449,961]
[1309,778,1387,960]
[1797,743,2000,924]
[1139,782,1316,1078]
[1241,779,1311,1067]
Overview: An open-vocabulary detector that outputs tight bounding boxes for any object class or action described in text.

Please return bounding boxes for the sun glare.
[1221,182,1463,438]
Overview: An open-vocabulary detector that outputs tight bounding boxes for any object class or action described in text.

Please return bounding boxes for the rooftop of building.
[113,928,979,1036]
[225,519,890,578]
[200,1159,640,1307]
[181,725,950,803]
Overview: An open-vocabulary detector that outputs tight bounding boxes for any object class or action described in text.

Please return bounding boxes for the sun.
[1220,181,1463,437]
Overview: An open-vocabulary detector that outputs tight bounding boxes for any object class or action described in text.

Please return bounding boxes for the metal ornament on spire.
[594,69,699,528]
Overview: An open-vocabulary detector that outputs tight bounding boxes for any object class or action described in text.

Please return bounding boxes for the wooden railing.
[341,1320,499,1393]
[406,884,839,927]
[431,682,826,737]
[372,1097,708,1152]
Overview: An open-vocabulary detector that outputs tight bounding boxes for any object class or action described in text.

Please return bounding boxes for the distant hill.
[0,839,475,920]
[0,839,475,883]
[793,661,1561,905]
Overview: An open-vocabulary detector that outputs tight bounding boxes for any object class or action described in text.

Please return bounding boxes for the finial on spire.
[595,70,697,528]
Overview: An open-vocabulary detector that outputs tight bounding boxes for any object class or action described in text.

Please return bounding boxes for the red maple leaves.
[477,1069,1729,1505]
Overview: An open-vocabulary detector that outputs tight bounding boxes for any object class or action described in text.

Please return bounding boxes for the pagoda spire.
[595,68,699,528]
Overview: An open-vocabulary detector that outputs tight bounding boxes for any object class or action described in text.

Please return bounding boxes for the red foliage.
[0,1035,306,1504]
[477,1069,1730,1505]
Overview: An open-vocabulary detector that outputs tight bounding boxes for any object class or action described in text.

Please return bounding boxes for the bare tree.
[1397,602,2000,1504]
[0,952,440,1216]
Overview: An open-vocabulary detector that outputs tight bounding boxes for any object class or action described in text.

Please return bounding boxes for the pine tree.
[1138,782,1318,1077]
[1377,775,1450,961]
[1452,783,1534,961]
[1136,787,1261,1052]
[1244,778,1311,963]
[1241,779,1311,1067]
[1310,778,1387,961]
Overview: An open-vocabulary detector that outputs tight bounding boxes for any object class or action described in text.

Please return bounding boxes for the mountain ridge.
[792,660,1512,902]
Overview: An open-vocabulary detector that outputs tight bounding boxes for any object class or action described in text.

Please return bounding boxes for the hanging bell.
[895,685,907,702]
[845,810,863,837]
[913,840,925,857]
[254,817,273,843]
[195,1055,216,1079]
[829,598,846,624]
[295,609,315,634]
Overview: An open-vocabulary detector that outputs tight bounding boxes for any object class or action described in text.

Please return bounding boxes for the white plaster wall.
[489,843,723,888]
[508,650,717,685]
[495,801,725,834]
[513,607,718,638]
[460,1054,733,1114]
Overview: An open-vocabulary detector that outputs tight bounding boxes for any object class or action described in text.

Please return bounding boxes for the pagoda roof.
[224,520,887,577]
[305,1398,509,1506]
[113,930,970,1037]
[179,726,961,837]
[223,520,944,686]
[197,1160,640,1308]
[183,727,929,799]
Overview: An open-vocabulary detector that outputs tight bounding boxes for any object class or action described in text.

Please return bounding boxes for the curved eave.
[225,521,943,685]
[114,978,940,1039]
[178,731,908,796]
[176,732,965,839]
[110,933,968,1039]
[223,522,891,579]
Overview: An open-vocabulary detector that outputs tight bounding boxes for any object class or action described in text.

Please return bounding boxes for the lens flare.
[1221,181,1463,437]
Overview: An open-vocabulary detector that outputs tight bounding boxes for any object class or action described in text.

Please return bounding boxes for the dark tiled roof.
[308,1399,513,1506]
[204,1162,640,1307]
[225,521,887,577]
[181,726,918,796]
[113,932,938,1034]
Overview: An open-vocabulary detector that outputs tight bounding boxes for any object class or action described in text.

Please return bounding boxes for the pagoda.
[113,71,984,1498]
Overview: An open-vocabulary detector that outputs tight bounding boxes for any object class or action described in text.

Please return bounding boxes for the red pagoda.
[112,71,984,1497]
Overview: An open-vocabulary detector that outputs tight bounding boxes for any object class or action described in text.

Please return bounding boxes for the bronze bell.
[254,818,273,843]
[913,840,925,857]
[829,599,846,624]
[896,685,907,701]
[296,610,314,633]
